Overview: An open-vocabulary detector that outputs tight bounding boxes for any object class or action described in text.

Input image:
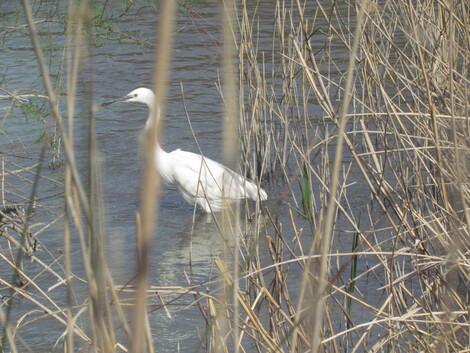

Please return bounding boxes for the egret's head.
[102,87,155,107]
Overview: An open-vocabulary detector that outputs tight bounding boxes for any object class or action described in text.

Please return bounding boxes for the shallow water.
[0,1,386,351]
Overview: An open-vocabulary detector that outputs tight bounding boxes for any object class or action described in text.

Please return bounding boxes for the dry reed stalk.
[63,0,81,348]
[130,0,176,352]
[212,1,242,352]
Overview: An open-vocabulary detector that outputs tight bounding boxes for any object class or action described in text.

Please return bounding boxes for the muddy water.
[0,1,383,351]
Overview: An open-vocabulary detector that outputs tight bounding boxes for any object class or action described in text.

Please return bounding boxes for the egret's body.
[103,87,267,213]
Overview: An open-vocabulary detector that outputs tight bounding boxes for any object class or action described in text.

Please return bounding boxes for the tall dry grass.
[236,0,469,352]
[0,0,468,352]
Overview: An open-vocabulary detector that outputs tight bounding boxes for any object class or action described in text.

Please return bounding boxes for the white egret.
[102,87,267,213]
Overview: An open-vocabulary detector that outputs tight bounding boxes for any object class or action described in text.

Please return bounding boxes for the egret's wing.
[166,149,266,206]
[167,150,247,200]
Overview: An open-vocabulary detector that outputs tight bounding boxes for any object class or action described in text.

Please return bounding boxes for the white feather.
[106,87,267,213]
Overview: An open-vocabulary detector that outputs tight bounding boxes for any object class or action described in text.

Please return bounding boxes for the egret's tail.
[258,187,268,201]
[244,180,268,202]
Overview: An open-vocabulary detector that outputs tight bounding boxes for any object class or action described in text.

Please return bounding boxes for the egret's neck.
[145,103,159,130]
[144,104,166,156]
[156,144,167,156]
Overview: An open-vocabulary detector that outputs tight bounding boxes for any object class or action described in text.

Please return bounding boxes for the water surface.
[0,1,385,351]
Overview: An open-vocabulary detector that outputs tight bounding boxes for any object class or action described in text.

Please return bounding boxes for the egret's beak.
[101,94,131,107]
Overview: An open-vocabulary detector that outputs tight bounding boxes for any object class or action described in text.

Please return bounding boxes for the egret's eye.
[134,94,138,97]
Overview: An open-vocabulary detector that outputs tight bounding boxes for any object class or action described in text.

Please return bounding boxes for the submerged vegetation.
[0,0,469,352]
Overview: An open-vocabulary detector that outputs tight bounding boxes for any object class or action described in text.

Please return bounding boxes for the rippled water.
[0,1,382,351]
